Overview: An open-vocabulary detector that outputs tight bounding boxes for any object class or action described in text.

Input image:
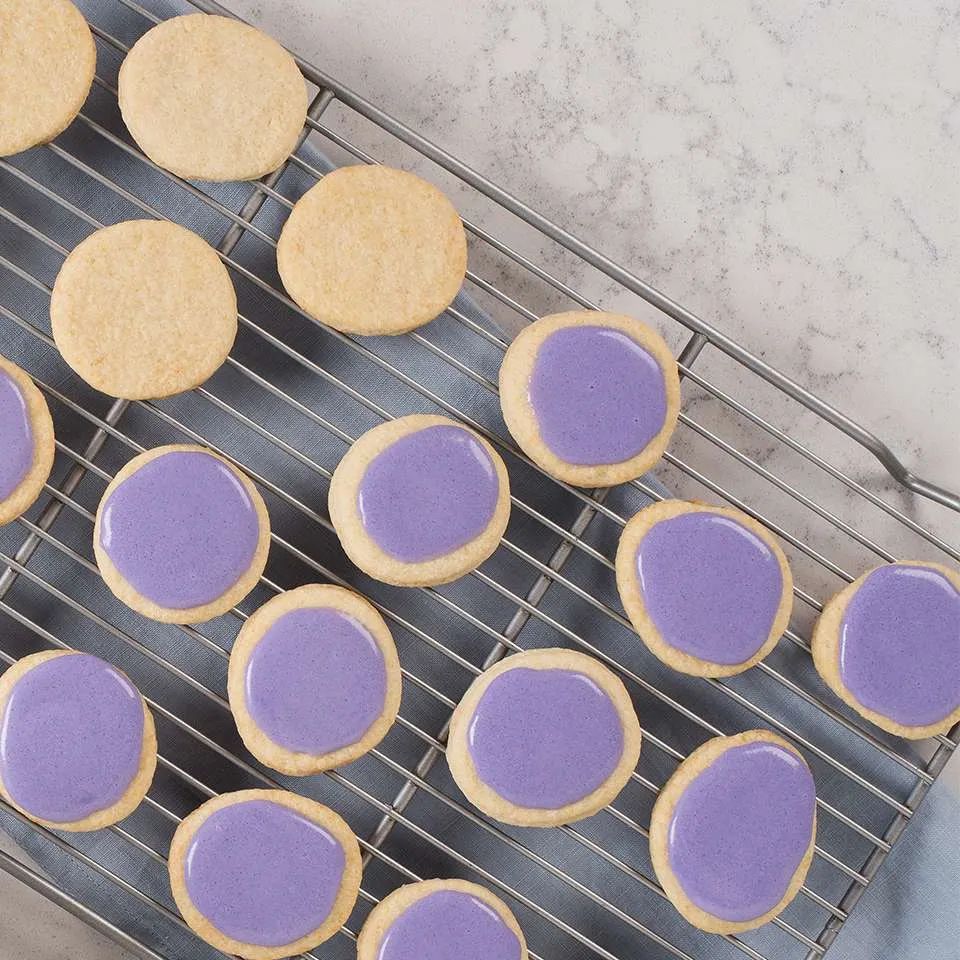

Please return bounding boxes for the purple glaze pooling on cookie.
[184,799,346,947]
[357,425,499,563]
[378,889,522,960]
[636,511,784,665]
[245,607,388,753]
[0,654,144,823]
[667,740,815,922]
[839,564,960,727]
[527,325,668,465]
[0,369,35,501]
[99,450,260,609]
[466,667,624,808]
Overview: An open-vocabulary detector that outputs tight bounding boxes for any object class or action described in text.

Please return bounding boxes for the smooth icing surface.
[183,799,346,947]
[466,667,624,808]
[636,511,784,664]
[378,889,522,960]
[357,425,499,563]
[245,607,388,753]
[99,450,260,609]
[0,369,35,501]
[0,654,144,823]
[527,325,667,465]
[667,741,815,922]
[839,564,960,726]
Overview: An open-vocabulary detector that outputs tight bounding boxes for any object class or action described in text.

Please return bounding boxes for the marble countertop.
[5,1,958,957]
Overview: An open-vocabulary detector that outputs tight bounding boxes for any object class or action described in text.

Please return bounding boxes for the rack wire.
[0,1,957,958]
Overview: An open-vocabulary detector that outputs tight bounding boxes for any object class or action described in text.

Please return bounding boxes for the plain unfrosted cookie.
[0,0,95,156]
[811,561,960,739]
[50,219,237,399]
[446,648,641,827]
[229,584,402,775]
[0,650,156,831]
[649,730,816,934]
[328,415,510,587]
[499,311,680,487]
[94,445,270,624]
[615,499,793,677]
[118,14,307,181]
[0,355,56,525]
[277,165,468,335]
[357,879,527,960]
[169,789,361,960]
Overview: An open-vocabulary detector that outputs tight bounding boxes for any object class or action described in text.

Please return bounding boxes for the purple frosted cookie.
[650,730,816,933]
[328,414,510,587]
[94,444,271,624]
[446,648,641,826]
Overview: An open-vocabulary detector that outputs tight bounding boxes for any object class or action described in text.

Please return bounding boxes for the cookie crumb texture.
[51,219,237,400]
[278,165,467,335]
[0,0,95,156]
[118,13,307,181]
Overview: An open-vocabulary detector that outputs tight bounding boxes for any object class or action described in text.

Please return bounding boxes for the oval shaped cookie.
[0,0,95,156]
[0,650,156,831]
[118,14,307,181]
[499,311,680,486]
[277,165,467,335]
[169,789,361,960]
[94,445,270,624]
[615,500,793,677]
[50,219,237,400]
[811,561,960,738]
[650,730,816,934]
[358,879,527,960]
[229,584,402,775]
[0,356,55,525]
[328,415,510,587]
[447,648,641,826]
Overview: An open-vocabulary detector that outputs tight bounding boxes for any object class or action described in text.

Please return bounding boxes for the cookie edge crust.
[446,647,642,827]
[93,444,271,624]
[498,311,681,487]
[117,14,308,182]
[276,165,468,336]
[168,788,362,960]
[0,650,157,831]
[356,878,528,960]
[228,583,402,775]
[649,729,816,934]
[0,0,96,157]
[328,414,510,587]
[0,355,56,525]
[811,560,960,739]
[49,219,239,400]
[615,499,794,678]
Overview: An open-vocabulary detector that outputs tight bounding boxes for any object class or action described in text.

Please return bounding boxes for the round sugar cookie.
[277,165,467,335]
[169,789,361,960]
[499,311,680,486]
[328,415,510,587]
[446,648,641,827]
[94,445,270,624]
[0,0,95,157]
[50,219,237,399]
[811,561,960,739]
[0,650,156,831]
[0,355,55,525]
[649,730,816,934]
[229,584,402,775]
[118,14,307,181]
[357,879,527,960]
[615,500,793,677]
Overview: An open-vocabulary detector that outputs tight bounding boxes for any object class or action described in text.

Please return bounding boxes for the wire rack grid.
[0,1,957,959]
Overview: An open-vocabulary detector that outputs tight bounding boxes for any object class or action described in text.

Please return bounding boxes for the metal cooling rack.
[0,1,957,958]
